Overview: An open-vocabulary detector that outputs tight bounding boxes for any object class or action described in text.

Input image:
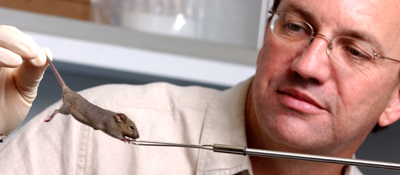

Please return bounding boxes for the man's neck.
[249,156,345,175]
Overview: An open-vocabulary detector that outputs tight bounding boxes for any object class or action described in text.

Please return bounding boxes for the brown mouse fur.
[44,57,139,142]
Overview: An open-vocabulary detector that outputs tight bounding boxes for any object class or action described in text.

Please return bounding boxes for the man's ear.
[378,88,400,127]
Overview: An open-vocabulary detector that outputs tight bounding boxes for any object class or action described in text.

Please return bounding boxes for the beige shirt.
[0,78,362,175]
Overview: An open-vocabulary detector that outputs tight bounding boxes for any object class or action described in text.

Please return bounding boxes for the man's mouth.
[277,88,326,114]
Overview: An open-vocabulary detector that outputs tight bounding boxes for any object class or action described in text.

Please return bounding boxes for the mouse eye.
[130,126,134,130]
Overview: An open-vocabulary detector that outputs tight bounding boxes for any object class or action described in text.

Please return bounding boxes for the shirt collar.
[196,77,253,175]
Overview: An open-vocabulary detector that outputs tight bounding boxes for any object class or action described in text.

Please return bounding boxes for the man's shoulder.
[77,82,222,111]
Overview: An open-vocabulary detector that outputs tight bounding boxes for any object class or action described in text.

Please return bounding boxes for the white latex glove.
[0,25,52,136]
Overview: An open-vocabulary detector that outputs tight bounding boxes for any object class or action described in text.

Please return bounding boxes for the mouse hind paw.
[44,109,60,122]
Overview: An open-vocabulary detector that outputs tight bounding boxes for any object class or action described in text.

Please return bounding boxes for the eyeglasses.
[269,11,400,70]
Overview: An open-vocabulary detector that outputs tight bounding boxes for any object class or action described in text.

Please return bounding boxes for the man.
[1,0,400,174]
[246,0,400,174]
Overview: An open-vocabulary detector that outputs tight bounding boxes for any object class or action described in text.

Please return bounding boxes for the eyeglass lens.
[270,12,377,70]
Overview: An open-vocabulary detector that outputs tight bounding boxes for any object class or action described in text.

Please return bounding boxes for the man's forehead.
[277,0,398,27]
[278,0,400,55]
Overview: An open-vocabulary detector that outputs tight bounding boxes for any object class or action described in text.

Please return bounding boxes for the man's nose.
[290,36,332,84]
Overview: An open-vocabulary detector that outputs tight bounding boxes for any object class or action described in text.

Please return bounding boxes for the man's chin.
[266,122,333,152]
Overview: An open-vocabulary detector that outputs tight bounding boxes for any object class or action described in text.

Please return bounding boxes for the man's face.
[252,0,400,153]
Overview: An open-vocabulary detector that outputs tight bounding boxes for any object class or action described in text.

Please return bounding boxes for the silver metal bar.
[129,140,400,170]
[246,148,400,170]
[212,144,400,170]
[129,140,214,150]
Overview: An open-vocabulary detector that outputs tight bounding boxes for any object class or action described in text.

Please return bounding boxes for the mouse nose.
[132,132,140,139]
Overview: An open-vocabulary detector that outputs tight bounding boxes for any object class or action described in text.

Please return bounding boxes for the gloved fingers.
[0,25,42,63]
[13,47,53,103]
[29,47,52,66]
[0,47,23,68]
[0,26,51,136]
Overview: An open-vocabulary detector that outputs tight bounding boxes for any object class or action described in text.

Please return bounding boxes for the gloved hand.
[0,25,52,136]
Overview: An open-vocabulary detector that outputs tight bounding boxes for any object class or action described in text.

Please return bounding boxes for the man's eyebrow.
[339,30,383,53]
[279,4,316,23]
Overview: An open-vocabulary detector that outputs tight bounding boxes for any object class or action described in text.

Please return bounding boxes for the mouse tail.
[46,57,66,87]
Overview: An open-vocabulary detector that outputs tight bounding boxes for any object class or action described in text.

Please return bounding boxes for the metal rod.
[129,140,400,170]
[213,144,400,170]
[129,140,213,150]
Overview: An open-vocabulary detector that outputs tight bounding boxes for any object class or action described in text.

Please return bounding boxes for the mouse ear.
[114,113,126,123]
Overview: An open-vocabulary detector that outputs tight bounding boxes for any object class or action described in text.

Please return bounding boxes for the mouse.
[44,57,139,142]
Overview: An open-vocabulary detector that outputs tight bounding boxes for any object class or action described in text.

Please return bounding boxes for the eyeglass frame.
[268,11,400,65]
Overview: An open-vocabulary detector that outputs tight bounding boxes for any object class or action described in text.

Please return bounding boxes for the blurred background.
[0,0,399,174]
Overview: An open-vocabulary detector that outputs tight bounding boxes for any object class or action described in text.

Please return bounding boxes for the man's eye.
[349,48,361,56]
[344,46,372,62]
[288,23,302,32]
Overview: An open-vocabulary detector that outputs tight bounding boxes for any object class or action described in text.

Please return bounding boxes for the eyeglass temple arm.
[375,53,400,63]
